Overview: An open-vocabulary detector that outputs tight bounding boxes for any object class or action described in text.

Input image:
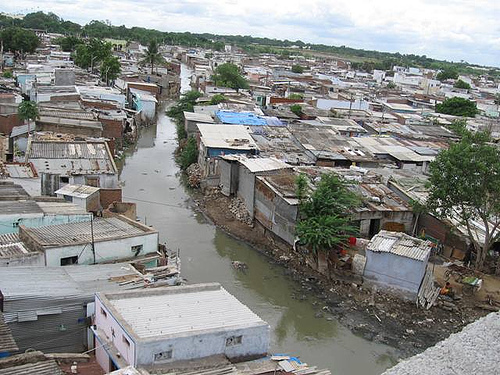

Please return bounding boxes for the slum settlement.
[1,17,500,375]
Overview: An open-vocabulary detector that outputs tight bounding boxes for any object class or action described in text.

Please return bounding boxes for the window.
[86,177,100,187]
[154,350,172,362]
[226,335,242,347]
[60,176,69,183]
[131,245,143,256]
[63,195,73,202]
[60,256,78,266]
[100,308,107,318]
[122,335,130,347]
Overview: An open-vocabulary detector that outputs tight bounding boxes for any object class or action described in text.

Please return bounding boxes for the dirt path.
[193,189,495,358]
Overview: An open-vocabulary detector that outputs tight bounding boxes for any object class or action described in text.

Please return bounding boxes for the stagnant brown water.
[117,65,398,375]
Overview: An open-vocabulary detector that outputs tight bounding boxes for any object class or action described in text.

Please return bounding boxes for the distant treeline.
[1,11,498,77]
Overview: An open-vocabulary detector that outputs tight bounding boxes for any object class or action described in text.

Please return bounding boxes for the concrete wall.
[95,297,136,370]
[237,166,256,217]
[39,231,158,266]
[71,174,119,189]
[0,252,44,267]
[254,178,298,246]
[136,324,270,366]
[363,251,429,298]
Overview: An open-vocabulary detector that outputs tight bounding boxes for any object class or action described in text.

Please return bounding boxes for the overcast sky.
[3,0,500,67]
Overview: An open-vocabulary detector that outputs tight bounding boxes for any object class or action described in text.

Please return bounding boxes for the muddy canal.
[117,66,398,375]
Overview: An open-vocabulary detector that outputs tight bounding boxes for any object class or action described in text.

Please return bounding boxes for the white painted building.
[18,216,158,266]
[55,184,101,212]
[93,283,270,372]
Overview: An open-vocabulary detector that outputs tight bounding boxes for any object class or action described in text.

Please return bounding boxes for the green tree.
[427,129,500,272]
[100,56,121,85]
[18,100,39,132]
[386,82,397,89]
[54,36,83,52]
[295,173,360,254]
[435,97,478,117]
[212,63,249,91]
[436,69,459,81]
[2,71,13,78]
[140,40,165,74]
[290,104,303,117]
[74,39,112,71]
[209,94,227,105]
[288,93,303,100]
[291,64,304,73]
[178,136,198,170]
[0,27,40,54]
[454,79,471,90]
[166,90,203,140]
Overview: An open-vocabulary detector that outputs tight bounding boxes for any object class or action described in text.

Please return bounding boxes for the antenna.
[90,215,96,264]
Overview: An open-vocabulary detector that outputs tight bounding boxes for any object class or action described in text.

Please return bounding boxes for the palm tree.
[141,40,165,74]
[17,100,39,133]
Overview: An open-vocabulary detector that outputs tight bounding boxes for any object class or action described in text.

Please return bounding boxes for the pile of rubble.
[229,197,253,226]
[186,163,202,188]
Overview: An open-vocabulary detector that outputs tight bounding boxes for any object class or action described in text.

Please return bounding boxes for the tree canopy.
[436,69,459,81]
[74,39,112,71]
[435,97,478,117]
[454,79,471,90]
[427,126,500,273]
[291,64,304,73]
[54,36,83,52]
[166,90,203,140]
[295,173,360,253]
[140,40,165,74]
[211,63,249,91]
[100,56,121,85]
[0,27,40,54]
[17,101,39,122]
[290,104,303,117]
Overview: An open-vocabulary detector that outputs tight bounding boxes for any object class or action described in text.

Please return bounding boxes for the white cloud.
[2,0,499,66]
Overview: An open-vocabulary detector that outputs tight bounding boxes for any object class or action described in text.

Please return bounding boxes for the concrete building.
[219,156,292,218]
[0,232,44,267]
[0,263,158,353]
[93,283,270,372]
[18,216,159,266]
[26,136,119,188]
[363,231,433,299]
[0,181,91,235]
[55,184,101,213]
[197,124,258,181]
[183,111,214,136]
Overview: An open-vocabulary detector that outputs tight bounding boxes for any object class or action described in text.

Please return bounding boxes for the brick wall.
[100,188,122,210]
[0,113,21,135]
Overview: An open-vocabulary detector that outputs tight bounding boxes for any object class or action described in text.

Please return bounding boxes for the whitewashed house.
[93,283,270,372]
[18,215,158,266]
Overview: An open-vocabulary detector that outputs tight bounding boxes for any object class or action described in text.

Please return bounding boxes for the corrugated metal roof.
[183,111,214,123]
[0,233,20,245]
[36,201,90,216]
[0,360,64,375]
[0,200,44,215]
[28,141,110,159]
[367,230,432,261]
[0,311,18,352]
[103,284,267,340]
[22,217,153,247]
[55,184,100,198]
[197,124,258,150]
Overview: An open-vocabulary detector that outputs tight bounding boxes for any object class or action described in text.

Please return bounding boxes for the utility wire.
[123,196,192,210]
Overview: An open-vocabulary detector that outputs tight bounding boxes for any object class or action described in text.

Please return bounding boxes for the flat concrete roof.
[98,283,268,341]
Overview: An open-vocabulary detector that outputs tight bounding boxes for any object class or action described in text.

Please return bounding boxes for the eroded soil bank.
[193,188,489,358]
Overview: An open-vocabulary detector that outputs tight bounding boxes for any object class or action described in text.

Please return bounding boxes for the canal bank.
[118,104,401,375]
